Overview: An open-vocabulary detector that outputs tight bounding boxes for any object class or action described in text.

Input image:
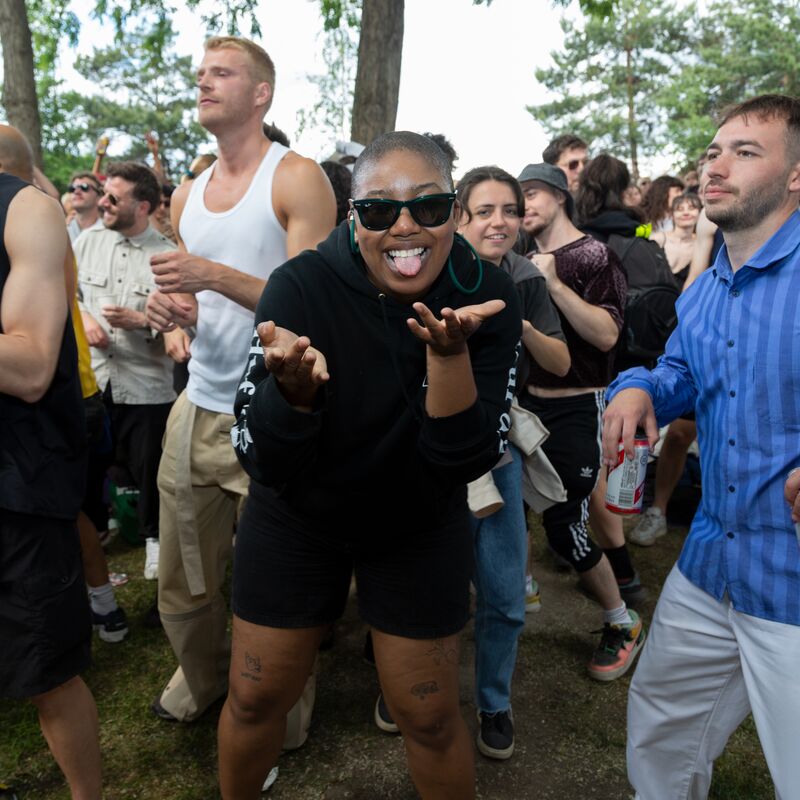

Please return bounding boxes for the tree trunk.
[0,0,42,167]
[350,0,404,146]
[624,42,639,182]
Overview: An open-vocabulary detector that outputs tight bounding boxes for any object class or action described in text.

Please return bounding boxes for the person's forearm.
[0,334,58,402]
[522,324,570,376]
[424,348,478,417]
[208,262,266,311]
[547,279,619,352]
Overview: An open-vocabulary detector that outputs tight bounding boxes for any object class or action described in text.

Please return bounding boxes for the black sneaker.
[92,606,129,643]
[374,693,399,734]
[477,709,514,760]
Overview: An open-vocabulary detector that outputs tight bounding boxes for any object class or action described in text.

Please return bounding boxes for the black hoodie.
[232,222,521,529]
[580,209,642,243]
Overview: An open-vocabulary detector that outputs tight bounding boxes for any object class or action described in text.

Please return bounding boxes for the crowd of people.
[1,32,800,800]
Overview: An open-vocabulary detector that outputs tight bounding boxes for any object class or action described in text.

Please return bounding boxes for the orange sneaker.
[587,609,645,682]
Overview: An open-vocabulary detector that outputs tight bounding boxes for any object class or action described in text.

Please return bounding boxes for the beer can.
[605,437,650,514]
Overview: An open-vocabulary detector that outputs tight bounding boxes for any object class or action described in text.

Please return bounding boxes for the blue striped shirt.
[608,210,800,625]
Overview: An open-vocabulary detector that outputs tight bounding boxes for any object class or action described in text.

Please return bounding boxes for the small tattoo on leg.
[425,639,458,666]
[244,651,262,673]
[411,681,440,700]
[240,671,261,682]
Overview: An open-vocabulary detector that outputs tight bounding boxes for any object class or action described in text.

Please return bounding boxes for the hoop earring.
[448,233,483,295]
[349,218,360,254]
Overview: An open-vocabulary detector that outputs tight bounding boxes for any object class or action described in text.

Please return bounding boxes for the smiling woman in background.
[456,165,569,760]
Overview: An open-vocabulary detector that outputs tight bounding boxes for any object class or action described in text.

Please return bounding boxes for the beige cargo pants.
[156,391,314,748]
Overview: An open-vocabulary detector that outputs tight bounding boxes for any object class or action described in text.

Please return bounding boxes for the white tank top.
[180,143,289,414]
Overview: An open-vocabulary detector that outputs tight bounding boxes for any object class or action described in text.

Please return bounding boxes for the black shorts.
[0,511,91,699]
[233,490,473,639]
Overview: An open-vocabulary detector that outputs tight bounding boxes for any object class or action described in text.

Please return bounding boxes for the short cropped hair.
[542,134,588,165]
[205,36,276,111]
[456,166,524,222]
[351,131,454,198]
[718,93,800,162]
[105,161,162,215]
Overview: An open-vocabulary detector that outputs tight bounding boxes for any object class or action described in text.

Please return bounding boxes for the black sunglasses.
[68,182,98,193]
[566,158,587,171]
[101,192,119,206]
[351,193,456,231]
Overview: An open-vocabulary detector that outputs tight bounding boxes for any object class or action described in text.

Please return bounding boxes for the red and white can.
[605,437,650,514]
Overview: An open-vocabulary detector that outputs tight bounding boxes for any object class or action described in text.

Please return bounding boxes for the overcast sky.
[62,0,671,178]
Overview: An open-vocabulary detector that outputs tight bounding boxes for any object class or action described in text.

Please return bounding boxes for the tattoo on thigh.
[411,681,440,700]
[240,671,261,682]
[425,639,458,666]
[244,651,262,674]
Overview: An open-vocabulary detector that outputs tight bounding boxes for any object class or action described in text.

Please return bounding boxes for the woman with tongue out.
[455,166,570,761]
[219,132,522,799]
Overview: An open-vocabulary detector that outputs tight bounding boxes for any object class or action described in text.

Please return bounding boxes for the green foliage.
[296,0,361,145]
[660,0,800,165]
[70,23,211,180]
[530,0,696,171]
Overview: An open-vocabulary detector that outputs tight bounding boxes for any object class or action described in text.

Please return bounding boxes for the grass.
[0,520,774,799]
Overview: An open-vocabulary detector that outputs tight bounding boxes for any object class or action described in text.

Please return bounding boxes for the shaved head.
[0,124,34,182]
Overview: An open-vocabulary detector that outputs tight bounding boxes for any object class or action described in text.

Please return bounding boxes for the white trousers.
[628,565,800,800]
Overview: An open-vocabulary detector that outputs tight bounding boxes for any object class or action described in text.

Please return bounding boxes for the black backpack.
[607,233,680,363]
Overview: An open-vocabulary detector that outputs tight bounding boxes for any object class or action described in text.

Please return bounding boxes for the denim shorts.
[0,511,91,698]
[232,488,473,639]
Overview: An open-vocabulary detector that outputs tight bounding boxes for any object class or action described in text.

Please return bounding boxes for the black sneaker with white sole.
[92,606,129,643]
[477,709,514,760]
[374,693,400,734]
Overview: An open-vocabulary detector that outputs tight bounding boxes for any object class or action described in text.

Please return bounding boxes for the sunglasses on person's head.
[351,193,456,231]
[68,182,98,193]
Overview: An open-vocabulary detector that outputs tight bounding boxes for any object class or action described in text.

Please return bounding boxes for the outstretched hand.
[258,320,329,410]
[407,300,506,357]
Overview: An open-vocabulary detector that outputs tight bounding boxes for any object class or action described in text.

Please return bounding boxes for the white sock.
[88,581,118,616]
[603,602,633,627]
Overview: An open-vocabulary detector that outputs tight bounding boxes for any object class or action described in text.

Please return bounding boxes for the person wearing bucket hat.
[517,162,575,220]
[516,163,644,682]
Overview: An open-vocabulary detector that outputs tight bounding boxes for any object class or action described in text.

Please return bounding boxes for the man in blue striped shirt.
[603,94,800,800]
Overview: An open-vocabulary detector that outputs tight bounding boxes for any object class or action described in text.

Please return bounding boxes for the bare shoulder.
[6,186,66,249]
[650,231,667,247]
[272,150,336,232]
[273,151,330,196]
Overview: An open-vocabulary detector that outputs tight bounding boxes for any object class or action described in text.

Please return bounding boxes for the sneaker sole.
[587,628,646,682]
[374,697,400,734]
[476,711,514,760]
[628,527,667,547]
[477,734,514,760]
[94,624,128,643]
[524,599,542,614]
